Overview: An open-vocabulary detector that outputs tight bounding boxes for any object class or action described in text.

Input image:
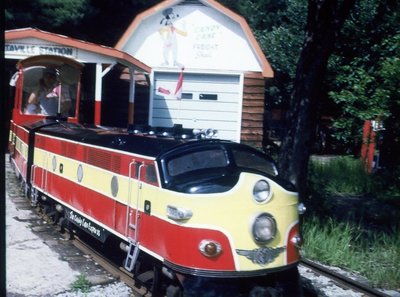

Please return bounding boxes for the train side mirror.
[9,72,19,86]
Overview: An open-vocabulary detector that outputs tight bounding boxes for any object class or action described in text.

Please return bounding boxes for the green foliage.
[35,0,91,27]
[326,0,400,155]
[227,0,288,29]
[328,62,390,149]
[71,273,91,293]
[305,153,400,288]
[262,0,307,106]
[373,167,400,200]
[260,26,303,78]
[229,0,307,106]
[302,217,358,266]
[5,0,93,29]
[308,156,374,196]
[302,217,400,288]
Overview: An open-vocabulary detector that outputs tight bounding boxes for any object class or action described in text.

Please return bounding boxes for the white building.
[115,0,273,147]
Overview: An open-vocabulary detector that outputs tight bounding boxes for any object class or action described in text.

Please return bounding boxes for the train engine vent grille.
[85,148,121,174]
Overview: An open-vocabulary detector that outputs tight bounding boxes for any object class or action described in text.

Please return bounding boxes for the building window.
[181,93,193,99]
[199,94,218,100]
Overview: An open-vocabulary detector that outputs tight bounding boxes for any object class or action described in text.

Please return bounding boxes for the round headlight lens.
[199,240,222,257]
[252,213,276,244]
[253,180,272,203]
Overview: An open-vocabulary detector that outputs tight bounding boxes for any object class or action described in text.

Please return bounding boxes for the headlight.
[298,202,306,215]
[199,240,222,257]
[252,213,276,244]
[253,180,272,203]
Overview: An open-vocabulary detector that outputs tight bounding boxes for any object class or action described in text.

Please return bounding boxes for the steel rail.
[300,258,391,297]
[72,237,152,297]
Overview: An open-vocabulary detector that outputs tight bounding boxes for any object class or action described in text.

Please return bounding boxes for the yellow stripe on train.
[33,147,138,205]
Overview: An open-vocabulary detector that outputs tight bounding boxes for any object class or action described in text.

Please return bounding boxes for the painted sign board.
[121,5,262,72]
[5,37,116,64]
[5,42,77,60]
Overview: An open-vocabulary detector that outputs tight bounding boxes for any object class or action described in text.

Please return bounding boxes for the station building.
[4,28,151,127]
[5,0,274,148]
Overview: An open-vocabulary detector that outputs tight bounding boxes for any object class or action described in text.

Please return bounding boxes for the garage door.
[152,72,242,142]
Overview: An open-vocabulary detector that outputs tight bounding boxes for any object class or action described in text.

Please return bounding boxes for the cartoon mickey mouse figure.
[159,7,187,67]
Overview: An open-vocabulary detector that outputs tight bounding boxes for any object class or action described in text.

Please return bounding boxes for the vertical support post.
[128,67,135,125]
[94,63,103,126]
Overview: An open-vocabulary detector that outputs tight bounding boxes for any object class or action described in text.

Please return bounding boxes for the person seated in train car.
[24,102,40,114]
[26,68,71,116]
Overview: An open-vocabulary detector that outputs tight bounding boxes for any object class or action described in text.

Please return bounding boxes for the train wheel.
[30,187,39,206]
[275,266,303,297]
[248,286,281,297]
[181,276,246,297]
[166,285,183,297]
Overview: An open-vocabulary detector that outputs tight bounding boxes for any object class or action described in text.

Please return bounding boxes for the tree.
[4,0,158,46]
[5,0,93,31]
[225,0,307,107]
[317,4,378,154]
[326,0,400,158]
[376,35,400,170]
[277,0,355,198]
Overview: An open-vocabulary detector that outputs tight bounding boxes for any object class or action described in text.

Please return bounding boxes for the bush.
[373,167,400,200]
[308,155,374,196]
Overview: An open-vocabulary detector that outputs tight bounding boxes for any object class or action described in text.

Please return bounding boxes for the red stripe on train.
[32,168,236,271]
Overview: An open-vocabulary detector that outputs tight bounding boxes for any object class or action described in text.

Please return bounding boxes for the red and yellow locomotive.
[8,55,304,296]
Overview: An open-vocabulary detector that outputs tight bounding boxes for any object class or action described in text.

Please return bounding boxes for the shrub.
[308,155,374,196]
[71,273,91,293]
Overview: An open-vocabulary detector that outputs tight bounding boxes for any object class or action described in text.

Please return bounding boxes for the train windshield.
[165,146,278,179]
[167,148,228,177]
[231,148,278,176]
[20,64,80,117]
[162,145,279,193]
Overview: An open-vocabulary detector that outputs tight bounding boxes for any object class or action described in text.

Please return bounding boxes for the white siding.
[151,72,241,141]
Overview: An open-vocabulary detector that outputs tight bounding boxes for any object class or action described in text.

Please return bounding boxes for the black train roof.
[25,120,223,158]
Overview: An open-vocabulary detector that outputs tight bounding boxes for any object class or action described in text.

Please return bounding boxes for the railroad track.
[37,204,157,296]
[300,258,391,297]
[71,238,394,297]
[72,236,152,297]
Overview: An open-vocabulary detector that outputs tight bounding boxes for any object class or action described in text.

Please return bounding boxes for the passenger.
[27,68,71,116]
[24,102,40,114]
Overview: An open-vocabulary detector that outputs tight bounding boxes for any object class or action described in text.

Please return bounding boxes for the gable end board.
[115,0,273,77]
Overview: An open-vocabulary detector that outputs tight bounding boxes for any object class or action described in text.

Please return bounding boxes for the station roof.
[5,27,151,73]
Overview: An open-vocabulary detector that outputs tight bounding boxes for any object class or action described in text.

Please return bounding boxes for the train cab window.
[145,164,158,184]
[167,149,228,177]
[21,65,80,117]
[133,162,141,179]
[232,149,278,176]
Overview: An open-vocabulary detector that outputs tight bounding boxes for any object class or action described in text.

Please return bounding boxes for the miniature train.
[8,55,304,296]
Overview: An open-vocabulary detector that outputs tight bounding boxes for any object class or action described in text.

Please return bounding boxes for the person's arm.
[28,91,39,104]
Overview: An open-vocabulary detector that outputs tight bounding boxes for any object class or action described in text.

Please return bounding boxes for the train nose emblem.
[236,246,285,266]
